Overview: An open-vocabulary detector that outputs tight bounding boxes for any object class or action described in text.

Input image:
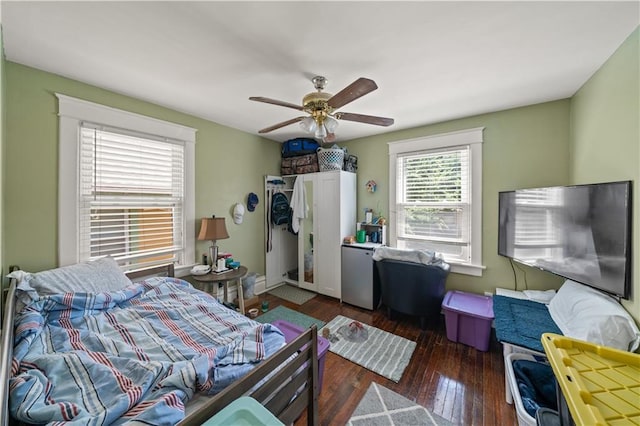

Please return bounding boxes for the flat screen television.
[498,181,632,299]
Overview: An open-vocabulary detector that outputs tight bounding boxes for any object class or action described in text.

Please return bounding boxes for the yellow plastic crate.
[541,333,640,425]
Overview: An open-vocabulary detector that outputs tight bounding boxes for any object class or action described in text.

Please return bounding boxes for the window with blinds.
[79,124,185,270]
[395,145,471,262]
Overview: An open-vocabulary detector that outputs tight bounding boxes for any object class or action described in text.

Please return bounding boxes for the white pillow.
[29,257,133,295]
[523,289,556,304]
[548,280,640,352]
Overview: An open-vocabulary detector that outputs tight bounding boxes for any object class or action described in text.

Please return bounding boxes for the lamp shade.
[198,217,229,241]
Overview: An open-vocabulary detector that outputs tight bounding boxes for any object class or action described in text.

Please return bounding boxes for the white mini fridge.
[341,244,381,310]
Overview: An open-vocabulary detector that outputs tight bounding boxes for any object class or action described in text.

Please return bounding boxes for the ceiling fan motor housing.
[312,75,328,91]
[302,91,333,122]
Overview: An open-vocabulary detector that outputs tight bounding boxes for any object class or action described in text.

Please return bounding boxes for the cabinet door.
[266,220,296,288]
[315,172,341,298]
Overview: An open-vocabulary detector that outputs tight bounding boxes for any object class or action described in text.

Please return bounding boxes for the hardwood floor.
[258,292,518,425]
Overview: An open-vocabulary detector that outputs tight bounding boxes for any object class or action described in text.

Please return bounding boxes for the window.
[389,128,484,276]
[58,94,196,274]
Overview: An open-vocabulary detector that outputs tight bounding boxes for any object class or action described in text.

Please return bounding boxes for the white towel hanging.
[290,176,308,234]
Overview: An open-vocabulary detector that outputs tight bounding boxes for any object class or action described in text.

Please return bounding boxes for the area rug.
[347,382,452,426]
[267,284,317,305]
[320,316,416,383]
[254,305,325,329]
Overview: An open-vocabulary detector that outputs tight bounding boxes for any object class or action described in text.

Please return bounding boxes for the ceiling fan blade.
[327,77,378,109]
[249,97,304,111]
[335,112,394,127]
[258,116,305,133]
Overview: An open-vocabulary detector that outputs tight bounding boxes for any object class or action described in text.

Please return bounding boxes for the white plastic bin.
[502,342,546,404]
[505,353,549,426]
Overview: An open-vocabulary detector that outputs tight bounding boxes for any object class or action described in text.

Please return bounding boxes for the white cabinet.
[265,171,356,299]
[314,171,356,298]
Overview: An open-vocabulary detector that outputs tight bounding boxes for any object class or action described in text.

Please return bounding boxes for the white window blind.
[79,124,185,270]
[396,146,471,262]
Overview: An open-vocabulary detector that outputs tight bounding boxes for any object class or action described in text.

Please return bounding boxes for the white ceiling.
[2,1,638,143]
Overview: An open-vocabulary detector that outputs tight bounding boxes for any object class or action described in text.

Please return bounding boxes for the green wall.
[4,62,281,275]
[343,100,571,295]
[570,27,639,321]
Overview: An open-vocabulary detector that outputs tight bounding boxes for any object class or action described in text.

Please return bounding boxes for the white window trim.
[388,127,485,276]
[57,94,196,276]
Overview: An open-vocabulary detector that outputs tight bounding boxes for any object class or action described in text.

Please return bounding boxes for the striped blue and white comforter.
[9,277,285,425]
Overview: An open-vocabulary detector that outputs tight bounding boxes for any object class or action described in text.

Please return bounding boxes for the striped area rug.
[320,316,416,383]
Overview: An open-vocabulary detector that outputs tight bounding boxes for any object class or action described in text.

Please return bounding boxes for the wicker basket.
[317,147,344,171]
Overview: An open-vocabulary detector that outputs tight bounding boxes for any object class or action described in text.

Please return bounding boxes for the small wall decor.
[364,208,373,224]
[365,180,377,193]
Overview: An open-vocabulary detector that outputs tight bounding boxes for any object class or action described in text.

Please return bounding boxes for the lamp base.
[208,244,219,268]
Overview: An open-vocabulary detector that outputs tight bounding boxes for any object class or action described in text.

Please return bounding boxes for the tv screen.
[498,181,632,299]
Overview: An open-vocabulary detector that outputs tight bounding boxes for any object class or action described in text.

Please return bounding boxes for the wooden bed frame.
[0,264,318,426]
[180,325,319,425]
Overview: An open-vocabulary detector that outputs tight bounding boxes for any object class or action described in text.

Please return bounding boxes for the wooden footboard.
[179,326,319,426]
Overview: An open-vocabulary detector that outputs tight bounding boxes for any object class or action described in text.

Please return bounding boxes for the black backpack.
[271,192,290,225]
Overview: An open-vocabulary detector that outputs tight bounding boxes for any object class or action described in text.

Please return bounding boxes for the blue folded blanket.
[513,360,557,418]
[493,295,562,353]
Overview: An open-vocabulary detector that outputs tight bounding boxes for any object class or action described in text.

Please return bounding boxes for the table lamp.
[198,216,229,269]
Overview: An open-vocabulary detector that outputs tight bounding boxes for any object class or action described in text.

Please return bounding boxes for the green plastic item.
[201,396,284,426]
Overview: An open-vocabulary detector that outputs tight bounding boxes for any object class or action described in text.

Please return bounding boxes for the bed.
[1,259,319,425]
[493,293,561,355]
[492,292,561,406]
[493,282,640,406]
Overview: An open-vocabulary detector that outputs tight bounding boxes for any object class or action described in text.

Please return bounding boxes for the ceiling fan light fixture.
[324,132,336,143]
[299,116,316,133]
[315,124,328,139]
[324,115,339,133]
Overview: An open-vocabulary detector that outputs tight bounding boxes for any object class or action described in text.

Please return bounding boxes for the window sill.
[449,262,485,277]
[176,263,198,278]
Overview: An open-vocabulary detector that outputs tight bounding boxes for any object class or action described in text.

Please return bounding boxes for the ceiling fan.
[249,76,394,143]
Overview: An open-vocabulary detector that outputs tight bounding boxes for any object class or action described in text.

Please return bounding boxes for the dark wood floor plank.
[256,292,518,425]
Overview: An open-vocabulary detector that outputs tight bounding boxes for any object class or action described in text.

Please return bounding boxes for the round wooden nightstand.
[191,265,248,314]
